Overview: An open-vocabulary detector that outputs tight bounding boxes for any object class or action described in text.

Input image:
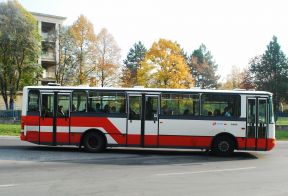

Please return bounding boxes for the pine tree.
[250,36,288,111]
[188,44,219,89]
[121,41,147,87]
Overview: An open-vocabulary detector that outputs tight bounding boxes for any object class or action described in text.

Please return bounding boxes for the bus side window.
[28,90,40,112]
[72,91,87,112]
[161,93,200,116]
[201,94,241,117]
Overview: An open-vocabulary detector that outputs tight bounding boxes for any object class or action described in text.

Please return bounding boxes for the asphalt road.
[0,137,287,196]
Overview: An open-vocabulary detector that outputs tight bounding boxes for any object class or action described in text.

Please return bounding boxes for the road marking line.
[155,167,256,176]
[0,184,17,188]
[170,163,205,166]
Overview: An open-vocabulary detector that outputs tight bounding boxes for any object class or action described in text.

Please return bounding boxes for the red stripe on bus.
[70,117,125,144]
[22,130,275,151]
[236,137,246,149]
[159,135,213,147]
[25,131,38,142]
[267,138,276,150]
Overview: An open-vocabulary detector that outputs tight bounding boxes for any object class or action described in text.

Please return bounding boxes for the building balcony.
[41,32,56,42]
[41,51,56,62]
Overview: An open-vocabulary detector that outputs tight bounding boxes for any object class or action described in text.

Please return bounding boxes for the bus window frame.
[200,93,241,119]
[159,91,201,119]
[71,90,88,113]
[71,90,127,118]
[27,89,40,116]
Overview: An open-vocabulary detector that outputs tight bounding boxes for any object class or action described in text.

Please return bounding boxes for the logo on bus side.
[212,122,227,126]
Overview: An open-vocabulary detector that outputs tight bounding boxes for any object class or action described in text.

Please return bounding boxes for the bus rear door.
[246,97,268,150]
[127,93,159,147]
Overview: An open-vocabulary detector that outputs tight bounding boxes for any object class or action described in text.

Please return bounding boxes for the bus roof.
[23,86,273,96]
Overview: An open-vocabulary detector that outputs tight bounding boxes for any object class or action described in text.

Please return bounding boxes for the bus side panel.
[159,135,212,148]
[159,119,245,148]
[245,138,256,149]
[267,124,276,150]
[126,134,141,145]
[56,118,70,144]
[39,117,53,143]
[70,116,126,145]
[236,137,246,149]
[23,115,39,143]
[267,138,276,151]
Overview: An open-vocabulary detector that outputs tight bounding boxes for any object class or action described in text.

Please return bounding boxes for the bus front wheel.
[211,135,235,156]
[83,132,106,153]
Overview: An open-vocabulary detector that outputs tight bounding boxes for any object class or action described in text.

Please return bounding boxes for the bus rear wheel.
[83,132,106,153]
[211,135,235,156]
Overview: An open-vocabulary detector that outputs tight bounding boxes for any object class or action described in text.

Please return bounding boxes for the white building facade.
[31,12,66,85]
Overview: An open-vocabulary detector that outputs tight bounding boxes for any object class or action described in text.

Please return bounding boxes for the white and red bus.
[20,86,275,155]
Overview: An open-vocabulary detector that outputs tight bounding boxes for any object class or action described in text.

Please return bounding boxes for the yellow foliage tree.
[94,28,121,87]
[69,15,96,84]
[137,39,194,88]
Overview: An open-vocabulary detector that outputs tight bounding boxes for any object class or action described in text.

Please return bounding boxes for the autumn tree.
[45,26,77,85]
[121,41,147,87]
[221,65,243,89]
[137,39,194,88]
[188,44,219,89]
[221,66,256,90]
[239,67,255,89]
[250,36,288,111]
[69,15,96,85]
[93,28,121,87]
[0,1,41,109]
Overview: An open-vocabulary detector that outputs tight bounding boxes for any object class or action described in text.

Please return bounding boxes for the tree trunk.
[9,97,14,110]
[2,94,8,110]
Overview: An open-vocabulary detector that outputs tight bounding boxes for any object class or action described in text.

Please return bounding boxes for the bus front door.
[127,94,159,147]
[40,92,71,145]
[246,98,268,150]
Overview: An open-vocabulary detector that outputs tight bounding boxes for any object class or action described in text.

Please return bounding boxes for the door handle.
[153,114,158,123]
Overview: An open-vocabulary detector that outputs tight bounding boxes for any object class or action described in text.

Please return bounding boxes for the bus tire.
[83,131,106,153]
[211,135,235,156]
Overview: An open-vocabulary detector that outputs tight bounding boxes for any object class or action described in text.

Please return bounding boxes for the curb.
[0,136,19,140]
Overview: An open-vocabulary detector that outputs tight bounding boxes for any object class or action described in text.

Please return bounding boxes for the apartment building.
[31,12,66,85]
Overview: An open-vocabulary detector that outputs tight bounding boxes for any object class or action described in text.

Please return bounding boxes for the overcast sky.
[5,0,288,80]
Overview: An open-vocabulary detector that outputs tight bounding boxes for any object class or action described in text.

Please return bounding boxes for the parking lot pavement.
[0,138,288,196]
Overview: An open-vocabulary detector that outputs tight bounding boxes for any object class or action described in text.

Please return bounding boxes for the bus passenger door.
[127,95,142,145]
[144,95,159,146]
[40,93,54,144]
[246,98,268,150]
[256,98,268,150]
[40,92,71,145]
[56,93,71,144]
